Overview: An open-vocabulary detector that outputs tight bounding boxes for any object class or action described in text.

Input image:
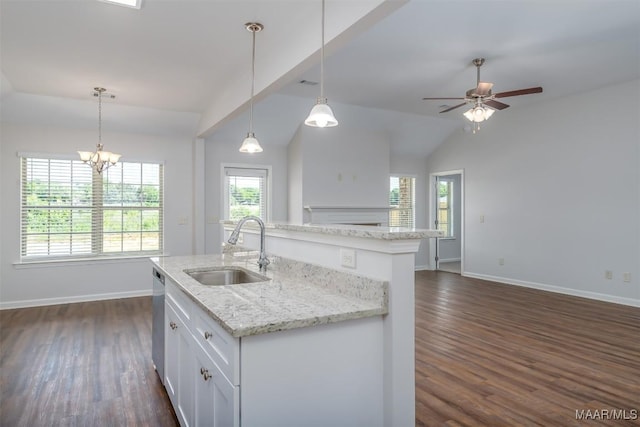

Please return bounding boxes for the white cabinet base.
[240,316,384,427]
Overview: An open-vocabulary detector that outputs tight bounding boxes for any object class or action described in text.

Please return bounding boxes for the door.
[431,171,464,274]
[194,342,239,427]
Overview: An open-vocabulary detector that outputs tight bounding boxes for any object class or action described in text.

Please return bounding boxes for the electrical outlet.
[605,270,613,280]
[623,272,631,282]
[498,258,504,266]
[340,249,356,268]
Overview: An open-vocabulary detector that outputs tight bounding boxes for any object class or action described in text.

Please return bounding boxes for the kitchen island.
[154,222,441,427]
[152,249,389,427]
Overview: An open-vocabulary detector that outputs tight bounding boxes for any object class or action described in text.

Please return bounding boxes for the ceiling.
[2,0,639,156]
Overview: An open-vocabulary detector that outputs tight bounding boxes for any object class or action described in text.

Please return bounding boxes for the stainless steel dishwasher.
[152,267,165,384]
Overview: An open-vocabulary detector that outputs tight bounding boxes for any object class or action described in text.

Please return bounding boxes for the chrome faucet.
[227,215,270,271]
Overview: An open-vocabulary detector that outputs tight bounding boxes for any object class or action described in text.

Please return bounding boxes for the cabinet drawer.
[193,305,240,385]
[166,279,192,323]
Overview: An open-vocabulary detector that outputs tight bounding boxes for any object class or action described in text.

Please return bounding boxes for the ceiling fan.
[422,58,542,130]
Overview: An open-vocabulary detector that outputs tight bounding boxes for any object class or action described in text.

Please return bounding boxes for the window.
[389,176,415,228]
[437,179,453,237]
[223,166,269,221]
[20,156,163,260]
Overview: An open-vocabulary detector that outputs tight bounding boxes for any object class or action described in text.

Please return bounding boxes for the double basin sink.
[185,267,269,286]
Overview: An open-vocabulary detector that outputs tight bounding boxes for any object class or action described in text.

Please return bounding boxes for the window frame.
[389,174,416,228]
[221,163,272,222]
[19,153,164,261]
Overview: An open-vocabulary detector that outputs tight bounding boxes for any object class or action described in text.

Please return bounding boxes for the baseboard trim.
[0,289,153,310]
[463,272,640,308]
[415,264,434,271]
[438,258,461,263]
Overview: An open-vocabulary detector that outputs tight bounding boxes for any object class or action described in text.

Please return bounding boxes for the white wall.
[0,119,195,308]
[287,126,304,224]
[425,79,640,306]
[203,138,289,254]
[288,124,390,222]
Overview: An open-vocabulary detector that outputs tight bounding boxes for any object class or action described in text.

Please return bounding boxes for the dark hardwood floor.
[415,270,640,427]
[1,273,638,426]
[0,297,178,427]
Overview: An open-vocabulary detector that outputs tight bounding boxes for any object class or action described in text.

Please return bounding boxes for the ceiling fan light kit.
[423,57,543,133]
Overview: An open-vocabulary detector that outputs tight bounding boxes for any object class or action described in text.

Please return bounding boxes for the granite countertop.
[220,220,443,240]
[151,251,388,338]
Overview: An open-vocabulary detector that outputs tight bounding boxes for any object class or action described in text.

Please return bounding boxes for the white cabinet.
[163,275,383,427]
[193,340,239,427]
[165,278,239,427]
[165,293,195,427]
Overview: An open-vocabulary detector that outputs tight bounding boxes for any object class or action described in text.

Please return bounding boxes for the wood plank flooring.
[1,273,638,426]
[0,297,177,427]
[415,271,640,426]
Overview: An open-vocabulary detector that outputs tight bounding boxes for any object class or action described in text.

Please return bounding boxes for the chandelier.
[78,87,121,173]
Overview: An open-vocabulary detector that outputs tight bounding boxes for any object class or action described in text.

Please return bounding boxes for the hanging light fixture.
[304,0,338,128]
[463,102,495,133]
[239,22,264,154]
[78,87,121,174]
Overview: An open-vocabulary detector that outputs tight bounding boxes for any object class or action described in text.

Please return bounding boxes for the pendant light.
[304,0,338,128]
[78,87,121,174]
[239,22,264,153]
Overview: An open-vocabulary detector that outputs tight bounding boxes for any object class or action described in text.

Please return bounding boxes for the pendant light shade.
[305,0,338,128]
[240,22,264,153]
[239,132,262,153]
[78,87,121,174]
[305,97,338,128]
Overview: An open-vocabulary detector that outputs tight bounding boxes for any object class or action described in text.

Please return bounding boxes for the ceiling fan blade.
[475,82,493,96]
[494,87,543,98]
[439,102,468,113]
[422,97,465,100]
[484,99,510,110]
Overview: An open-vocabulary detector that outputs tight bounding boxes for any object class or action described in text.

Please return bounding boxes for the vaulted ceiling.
[2,0,639,156]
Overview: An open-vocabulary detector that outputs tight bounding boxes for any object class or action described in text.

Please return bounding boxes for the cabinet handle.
[169,321,177,330]
[204,331,212,340]
[200,367,211,381]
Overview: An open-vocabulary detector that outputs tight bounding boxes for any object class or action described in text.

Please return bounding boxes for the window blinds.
[224,167,268,221]
[389,176,415,228]
[20,156,163,259]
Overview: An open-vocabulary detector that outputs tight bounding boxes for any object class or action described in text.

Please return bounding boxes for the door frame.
[428,169,465,273]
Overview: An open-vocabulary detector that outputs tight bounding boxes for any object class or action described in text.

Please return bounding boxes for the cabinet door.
[166,302,195,427]
[194,344,239,427]
[165,303,180,406]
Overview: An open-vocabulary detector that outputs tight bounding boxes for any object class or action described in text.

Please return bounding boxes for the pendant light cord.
[98,89,102,148]
[320,0,325,99]
[249,27,256,134]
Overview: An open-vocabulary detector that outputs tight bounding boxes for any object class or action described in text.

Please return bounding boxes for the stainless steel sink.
[184,267,269,286]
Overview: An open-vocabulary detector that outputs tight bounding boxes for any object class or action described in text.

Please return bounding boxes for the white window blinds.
[224,167,268,221]
[389,176,415,228]
[20,156,163,259]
